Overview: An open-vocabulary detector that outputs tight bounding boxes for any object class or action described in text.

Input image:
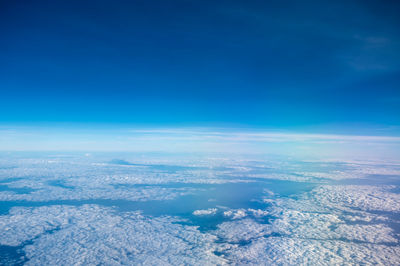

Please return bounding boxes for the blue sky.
[1,0,400,134]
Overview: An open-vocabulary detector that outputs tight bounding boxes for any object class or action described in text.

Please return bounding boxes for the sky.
[1,126,400,161]
[1,0,400,134]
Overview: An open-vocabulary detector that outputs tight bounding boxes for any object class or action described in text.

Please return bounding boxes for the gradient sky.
[1,0,399,133]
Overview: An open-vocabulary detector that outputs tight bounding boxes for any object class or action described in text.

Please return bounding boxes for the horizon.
[1,125,400,162]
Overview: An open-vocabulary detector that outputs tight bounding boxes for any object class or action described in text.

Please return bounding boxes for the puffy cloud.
[223,209,247,220]
[247,208,269,218]
[0,205,226,265]
[225,237,400,265]
[309,185,400,213]
[213,181,400,264]
[1,153,400,265]
[214,219,272,243]
[193,208,218,216]
[269,209,398,244]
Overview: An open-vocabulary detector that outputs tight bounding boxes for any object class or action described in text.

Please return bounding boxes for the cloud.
[193,208,218,216]
[269,209,398,244]
[223,209,247,220]
[309,185,400,213]
[0,205,226,265]
[214,218,271,243]
[1,152,400,264]
[225,237,400,265]
[213,177,400,264]
[0,156,257,203]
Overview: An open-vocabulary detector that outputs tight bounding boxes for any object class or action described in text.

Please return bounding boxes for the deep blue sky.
[1,0,399,133]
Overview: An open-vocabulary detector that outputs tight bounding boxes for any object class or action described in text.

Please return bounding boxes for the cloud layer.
[0,153,399,265]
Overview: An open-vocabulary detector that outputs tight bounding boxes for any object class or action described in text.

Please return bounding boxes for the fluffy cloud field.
[0,153,399,265]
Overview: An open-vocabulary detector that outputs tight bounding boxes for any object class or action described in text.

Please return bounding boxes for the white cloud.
[193,208,218,216]
[225,237,400,265]
[0,205,226,265]
[214,219,271,243]
[213,180,400,264]
[247,208,269,218]
[1,153,400,265]
[269,209,398,244]
[309,185,400,213]
[223,209,247,220]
